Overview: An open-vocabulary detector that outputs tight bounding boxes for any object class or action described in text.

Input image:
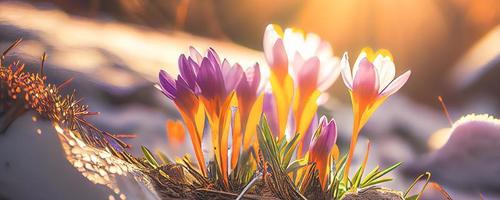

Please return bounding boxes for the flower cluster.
[159,24,410,195]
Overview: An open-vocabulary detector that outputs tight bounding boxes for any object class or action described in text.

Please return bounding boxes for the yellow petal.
[175,105,207,176]
[270,73,294,139]
[218,91,237,187]
[231,100,242,169]
[195,101,206,139]
[243,93,264,149]
[332,144,340,161]
[297,90,320,142]
[361,47,376,62]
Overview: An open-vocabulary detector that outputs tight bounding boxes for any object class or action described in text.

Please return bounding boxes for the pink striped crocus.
[340,47,411,180]
[263,24,341,158]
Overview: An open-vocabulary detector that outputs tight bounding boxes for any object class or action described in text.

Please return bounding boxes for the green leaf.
[351,165,364,189]
[282,133,300,168]
[334,155,348,181]
[405,194,419,200]
[141,146,159,169]
[362,178,393,187]
[361,165,380,186]
[285,159,308,173]
[369,162,401,183]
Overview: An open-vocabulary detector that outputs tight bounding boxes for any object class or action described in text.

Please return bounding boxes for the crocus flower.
[234,63,263,168]
[159,47,262,187]
[308,116,337,190]
[159,60,207,176]
[340,47,411,179]
[263,24,341,158]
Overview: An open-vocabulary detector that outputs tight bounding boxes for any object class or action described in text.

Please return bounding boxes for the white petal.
[317,57,341,91]
[315,40,333,59]
[374,55,395,92]
[303,32,322,58]
[380,70,411,96]
[283,28,305,60]
[263,24,282,63]
[340,52,353,89]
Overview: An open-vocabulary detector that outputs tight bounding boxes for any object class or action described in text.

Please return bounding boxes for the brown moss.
[342,187,404,200]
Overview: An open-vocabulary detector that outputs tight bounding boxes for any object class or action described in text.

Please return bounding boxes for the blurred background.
[0,0,498,200]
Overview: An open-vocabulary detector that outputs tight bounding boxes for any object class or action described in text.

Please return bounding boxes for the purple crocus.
[308,116,338,190]
[159,47,262,187]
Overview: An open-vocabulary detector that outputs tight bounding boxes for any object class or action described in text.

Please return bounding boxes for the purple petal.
[352,58,379,100]
[249,63,261,91]
[224,63,244,92]
[179,54,197,90]
[221,59,231,76]
[207,47,221,66]
[297,57,320,94]
[189,46,203,64]
[197,58,225,99]
[268,39,288,79]
[197,58,215,98]
[187,57,200,74]
[263,93,279,137]
[309,116,337,158]
[159,70,176,100]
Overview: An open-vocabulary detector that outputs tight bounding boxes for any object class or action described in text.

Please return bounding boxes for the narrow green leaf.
[285,159,308,173]
[351,165,364,189]
[282,133,300,168]
[369,162,401,183]
[363,178,393,187]
[141,146,159,169]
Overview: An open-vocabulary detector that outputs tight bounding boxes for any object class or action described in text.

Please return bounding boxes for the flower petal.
[248,63,261,92]
[309,116,337,189]
[269,39,289,81]
[303,32,324,58]
[179,54,197,90]
[340,52,353,89]
[197,58,225,99]
[291,52,305,78]
[352,50,368,78]
[159,70,176,99]
[263,24,283,62]
[283,28,305,60]
[300,114,318,156]
[207,47,221,65]
[317,57,341,91]
[224,63,244,92]
[352,58,379,100]
[263,92,279,137]
[380,70,411,96]
[297,57,320,94]
[373,54,395,92]
[189,46,203,64]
